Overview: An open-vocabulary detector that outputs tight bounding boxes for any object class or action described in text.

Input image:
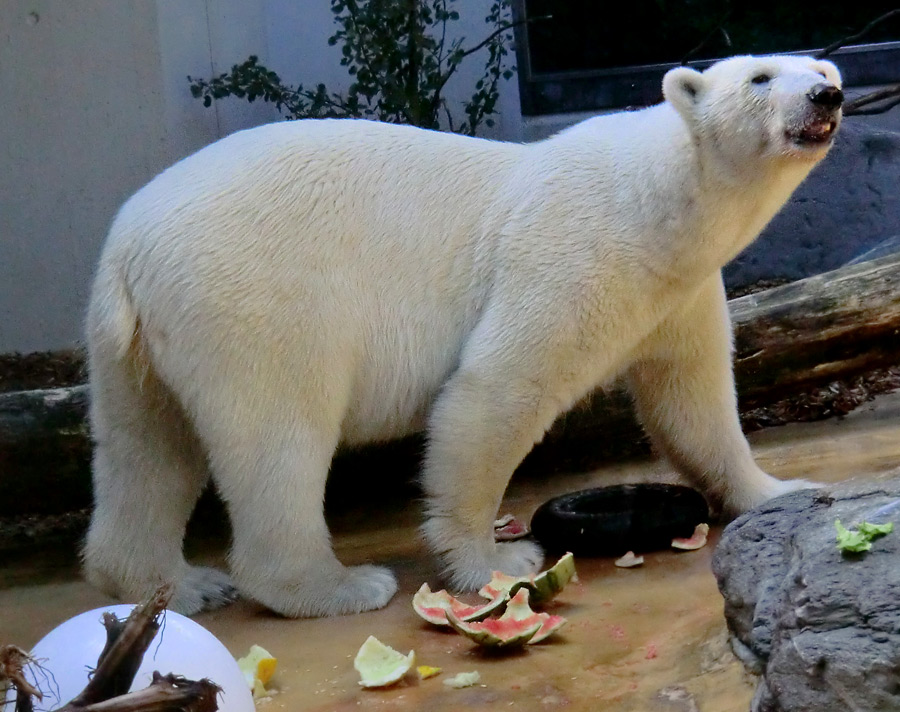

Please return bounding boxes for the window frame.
[511,0,900,116]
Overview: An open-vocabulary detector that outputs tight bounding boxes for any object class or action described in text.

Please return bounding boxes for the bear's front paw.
[447,539,545,592]
[723,473,823,516]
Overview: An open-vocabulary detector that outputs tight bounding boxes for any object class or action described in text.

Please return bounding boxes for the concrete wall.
[2,1,167,353]
[1,1,896,351]
[1,0,519,353]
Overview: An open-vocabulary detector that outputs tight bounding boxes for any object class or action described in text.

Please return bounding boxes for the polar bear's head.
[663,55,842,164]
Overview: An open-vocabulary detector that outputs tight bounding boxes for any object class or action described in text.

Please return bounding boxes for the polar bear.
[84,54,843,617]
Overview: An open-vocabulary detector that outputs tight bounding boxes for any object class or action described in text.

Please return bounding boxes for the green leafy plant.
[188,0,520,135]
[835,519,893,553]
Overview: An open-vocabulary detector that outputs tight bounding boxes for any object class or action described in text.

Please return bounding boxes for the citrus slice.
[353,636,415,688]
[236,644,277,698]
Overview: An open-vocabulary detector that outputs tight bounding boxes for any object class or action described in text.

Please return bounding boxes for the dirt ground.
[3,391,900,711]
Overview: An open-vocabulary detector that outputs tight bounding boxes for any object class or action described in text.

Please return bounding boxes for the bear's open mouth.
[788,118,838,146]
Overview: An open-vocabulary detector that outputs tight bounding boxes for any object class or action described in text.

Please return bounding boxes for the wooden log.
[731,252,900,405]
[0,385,91,516]
[0,252,898,516]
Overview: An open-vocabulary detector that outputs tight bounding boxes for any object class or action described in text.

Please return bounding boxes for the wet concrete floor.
[2,392,899,711]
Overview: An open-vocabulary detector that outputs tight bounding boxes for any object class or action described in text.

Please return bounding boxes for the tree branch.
[69,674,219,712]
[844,85,900,116]
[437,0,448,66]
[817,8,900,59]
[457,14,548,63]
[680,9,733,65]
[431,14,547,117]
[1,646,43,702]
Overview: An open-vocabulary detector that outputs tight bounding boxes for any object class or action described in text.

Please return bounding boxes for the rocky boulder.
[723,119,900,289]
[712,471,900,712]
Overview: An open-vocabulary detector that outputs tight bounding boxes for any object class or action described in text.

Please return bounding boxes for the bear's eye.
[751,73,771,85]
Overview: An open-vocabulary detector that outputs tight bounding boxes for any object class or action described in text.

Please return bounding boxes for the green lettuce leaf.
[835,520,872,552]
[857,521,894,538]
[835,520,893,553]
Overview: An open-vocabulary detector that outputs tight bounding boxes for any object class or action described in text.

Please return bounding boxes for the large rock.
[712,471,900,712]
[723,119,900,289]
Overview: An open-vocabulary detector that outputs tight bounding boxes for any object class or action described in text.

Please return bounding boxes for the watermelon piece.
[614,551,644,568]
[478,552,577,606]
[478,570,529,601]
[495,587,567,644]
[412,582,506,626]
[447,589,566,647]
[494,514,530,541]
[671,523,710,551]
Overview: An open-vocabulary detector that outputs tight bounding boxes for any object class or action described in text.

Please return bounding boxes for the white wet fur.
[84,55,842,616]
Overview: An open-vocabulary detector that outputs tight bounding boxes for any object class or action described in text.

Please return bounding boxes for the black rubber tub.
[530,483,709,556]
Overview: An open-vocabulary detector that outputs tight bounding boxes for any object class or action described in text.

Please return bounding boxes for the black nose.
[807,83,843,109]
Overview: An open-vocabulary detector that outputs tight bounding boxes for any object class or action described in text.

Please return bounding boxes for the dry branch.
[1,645,43,711]
[69,586,173,706]
[843,85,900,117]
[816,9,900,59]
[2,586,221,712]
[815,8,900,117]
[65,675,219,712]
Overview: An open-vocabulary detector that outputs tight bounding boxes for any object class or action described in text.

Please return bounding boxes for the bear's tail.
[85,254,145,369]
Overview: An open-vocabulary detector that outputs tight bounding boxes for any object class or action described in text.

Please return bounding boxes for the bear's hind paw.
[252,564,398,618]
[169,566,239,615]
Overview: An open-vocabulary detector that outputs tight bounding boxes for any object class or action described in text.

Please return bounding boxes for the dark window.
[513,1,900,115]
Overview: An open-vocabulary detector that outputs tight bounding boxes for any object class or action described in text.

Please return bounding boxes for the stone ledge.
[713,470,900,712]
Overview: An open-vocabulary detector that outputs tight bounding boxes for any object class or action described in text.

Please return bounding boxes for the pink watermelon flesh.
[529,614,568,644]
[478,571,535,601]
[413,583,505,626]
[447,589,566,647]
[671,523,710,551]
[494,517,529,541]
[446,609,542,647]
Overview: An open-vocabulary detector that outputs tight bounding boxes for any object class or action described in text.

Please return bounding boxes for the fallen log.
[0,384,92,516]
[731,252,900,404]
[1,252,898,516]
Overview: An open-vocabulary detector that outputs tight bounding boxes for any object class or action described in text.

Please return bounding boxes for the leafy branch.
[188,0,535,136]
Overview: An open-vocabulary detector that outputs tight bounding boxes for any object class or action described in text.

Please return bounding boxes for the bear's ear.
[663,66,705,120]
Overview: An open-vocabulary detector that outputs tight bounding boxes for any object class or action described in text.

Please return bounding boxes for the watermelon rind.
[412,582,506,626]
[446,589,565,648]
